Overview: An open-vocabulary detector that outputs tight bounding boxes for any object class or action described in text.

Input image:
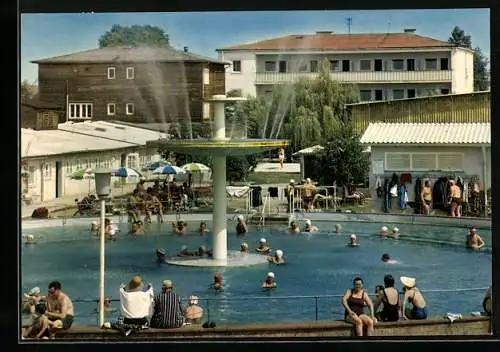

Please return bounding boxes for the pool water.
[21,219,491,326]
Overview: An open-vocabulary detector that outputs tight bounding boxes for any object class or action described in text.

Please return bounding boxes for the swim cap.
[393,227,399,233]
[27,234,34,241]
[241,242,248,248]
[350,234,357,239]
[91,221,97,226]
[181,245,187,250]
[290,179,295,183]
[381,226,388,232]
[237,215,244,221]
[305,219,312,225]
[260,238,266,243]
[267,272,275,278]
[109,229,116,235]
[275,249,283,258]
[381,253,390,262]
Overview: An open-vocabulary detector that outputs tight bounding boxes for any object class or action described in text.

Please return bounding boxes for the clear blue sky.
[21,9,490,83]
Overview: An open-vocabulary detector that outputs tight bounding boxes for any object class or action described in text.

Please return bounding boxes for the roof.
[31,46,225,64]
[57,120,167,145]
[218,32,455,51]
[360,123,490,145]
[292,145,325,156]
[21,96,64,110]
[22,121,168,158]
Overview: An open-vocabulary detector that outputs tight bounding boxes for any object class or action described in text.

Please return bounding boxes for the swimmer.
[197,245,211,257]
[240,243,249,252]
[199,221,209,236]
[289,221,300,233]
[381,253,391,262]
[334,224,342,233]
[212,272,222,290]
[177,245,196,257]
[392,227,400,238]
[90,221,99,233]
[466,226,485,250]
[380,226,389,237]
[129,220,145,235]
[156,248,167,263]
[255,238,270,253]
[173,220,187,235]
[25,234,36,245]
[236,215,248,235]
[268,249,285,264]
[304,219,318,232]
[348,234,359,247]
[262,272,277,289]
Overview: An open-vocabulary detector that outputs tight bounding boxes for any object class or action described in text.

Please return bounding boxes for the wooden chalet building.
[31,46,227,124]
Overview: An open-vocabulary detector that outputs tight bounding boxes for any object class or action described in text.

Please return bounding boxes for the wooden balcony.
[255,70,453,84]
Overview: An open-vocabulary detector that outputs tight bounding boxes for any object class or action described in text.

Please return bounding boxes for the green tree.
[98,24,170,48]
[21,80,37,103]
[448,26,490,91]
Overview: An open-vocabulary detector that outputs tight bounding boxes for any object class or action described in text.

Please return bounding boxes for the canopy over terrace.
[292,145,325,180]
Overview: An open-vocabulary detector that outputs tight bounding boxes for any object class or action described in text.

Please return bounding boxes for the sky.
[20,9,490,83]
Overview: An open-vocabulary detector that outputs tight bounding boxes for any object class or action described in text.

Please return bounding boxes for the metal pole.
[99,198,106,327]
[315,296,318,320]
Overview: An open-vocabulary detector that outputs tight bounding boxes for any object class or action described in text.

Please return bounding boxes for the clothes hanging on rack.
[414,177,422,214]
[400,173,412,184]
[376,176,383,198]
[383,178,391,213]
[250,185,263,207]
[398,184,407,209]
[268,187,279,198]
[432,176,450,211]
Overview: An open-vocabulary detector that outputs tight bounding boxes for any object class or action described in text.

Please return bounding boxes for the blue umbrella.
[141,161,169,172]
[152,165,186,175]
[111,167,142,178]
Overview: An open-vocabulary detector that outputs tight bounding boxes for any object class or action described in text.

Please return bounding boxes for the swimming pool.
[21,218,491,326]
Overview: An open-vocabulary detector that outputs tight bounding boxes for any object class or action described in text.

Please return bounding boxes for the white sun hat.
[305,219,312,225]
[381,226,388,232]
[275,249,283,258]
[260,238,266,243]
[267,272,275,278]
[400,276,416,288]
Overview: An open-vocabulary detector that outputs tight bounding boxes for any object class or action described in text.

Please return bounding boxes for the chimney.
[183,46,189,52]
[315,31,333,35]
[404,28,416,33]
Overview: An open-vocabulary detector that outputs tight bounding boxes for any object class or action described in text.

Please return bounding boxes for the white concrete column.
[213,101,226,141]
[212,154,227,262]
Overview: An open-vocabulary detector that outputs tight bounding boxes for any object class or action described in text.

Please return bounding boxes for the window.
[425,58,438,70]
[412,154,437,170]
[126,67,135,79]
[232,60,241,73]
[126,153,139,169]
[43,163,51,179]
[107,67,116,79]
[203,68,210,85]
[69,103,93,119]
[359,59,371,71]
[440,58,449,70]
[359,90,372,101]
[392,59,404,71]
[264,61,276,72]
[374,59,383,72]
[126,103,135,115]
[438,153,463,170]
[107,103,116,116]
[298,63,308,72]
[407,89,416,98]
[278,61,287,73]
[28,165,36,185]
[310,60,318,73]
[203,102,211,120]
[392,89,405,100]
[374,90,383,101]
[440,88,450,95]
[385,153,411,170]
[330,60,340,71]
[406,59,415,71]
[342,60,350,72]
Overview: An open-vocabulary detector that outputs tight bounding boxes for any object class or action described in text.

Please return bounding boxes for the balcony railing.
[255,70,453,84]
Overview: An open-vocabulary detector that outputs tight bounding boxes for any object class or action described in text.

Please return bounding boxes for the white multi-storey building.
[217,29,474,101]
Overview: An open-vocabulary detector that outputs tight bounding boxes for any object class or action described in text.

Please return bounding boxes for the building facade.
[31,46,226,124]
[217,30,474,101]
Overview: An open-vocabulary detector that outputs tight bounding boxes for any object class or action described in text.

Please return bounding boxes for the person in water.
[156,248,167,262]
[348,234,359,247]
[240,243,249,252]
[25,234,36,245]
[341,276,376,336]
[391,227,400,239]
[374,274,400,322]
[104,219,117,240]
[255,238,270,253]
[173,220,187,235]
[129,220,145,235]
[334,224,342,233]
[236,215,248,235]
[262,272,277,289]
[380,226,389,237]
[268,249,285,264]
[199,221,209,236]
[400,276,427,320]
[177,245,196,257]
[289,221,300,233]
[212,273,223,290]
[381,253,391,263]
[304,219,318,232]
[466,226,485,249]
[90,221,99,233]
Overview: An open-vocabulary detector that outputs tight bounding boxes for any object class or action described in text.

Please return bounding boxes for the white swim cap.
[181,245,187,250]
[237,215,244,221]
[305,219,312,225]
[393,227,399,233]
[260,238,266,243]
[27,234,34,241]
[91,221,97,226]
[241,242,248,248]
[267,272,275,278]
[290,179,295,183]
[335,224,341,228]
[275,249,283,258]
[109,229,116,235]
[381,226,388,232]
[350,234,357,239]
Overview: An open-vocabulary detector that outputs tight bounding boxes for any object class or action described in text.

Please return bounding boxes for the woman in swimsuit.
[420,180,433,215]
[341,277,376,336]
[374,275,400,322]
[400,276,428,320]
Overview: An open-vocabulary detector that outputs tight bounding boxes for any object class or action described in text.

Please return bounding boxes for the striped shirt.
[150,289,184,328]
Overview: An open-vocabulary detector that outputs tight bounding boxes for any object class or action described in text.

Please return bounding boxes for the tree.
[448,26,489,91]
[98,24,170,48]
[21,80,37,103]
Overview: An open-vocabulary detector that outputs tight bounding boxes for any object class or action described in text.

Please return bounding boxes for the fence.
[50,287,488,327]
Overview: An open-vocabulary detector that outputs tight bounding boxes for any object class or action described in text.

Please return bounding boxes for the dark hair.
[147,187,153,193]
[384,274,395,287]
[353,277,363,284]
[381,253,390,262]
[35,302,46,315]
[48,281,62,290]
[375,285,384,294]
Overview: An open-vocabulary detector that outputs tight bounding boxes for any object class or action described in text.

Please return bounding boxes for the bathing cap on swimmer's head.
[237,215,244,221]
[305,219,312,225]
[393,227,399,233]
[260,238,266,243]
[275,250,283,258]
[381,226,388,232]
[91,221,97,226]
[350,234,357,239]
[381,253,390,262]
[267,272,275,278]
[241,242,248,248]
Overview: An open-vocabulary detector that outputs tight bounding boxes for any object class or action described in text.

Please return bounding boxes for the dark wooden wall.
[38,61,226,123]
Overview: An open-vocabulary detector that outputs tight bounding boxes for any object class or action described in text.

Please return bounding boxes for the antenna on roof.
[387,15,392,33]
[346,17,352,34]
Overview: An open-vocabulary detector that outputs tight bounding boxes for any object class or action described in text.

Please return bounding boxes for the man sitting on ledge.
[119,276,154,326]
[150,280,185,329]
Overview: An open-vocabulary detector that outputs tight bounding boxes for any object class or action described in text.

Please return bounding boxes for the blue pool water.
[21,219,491,326]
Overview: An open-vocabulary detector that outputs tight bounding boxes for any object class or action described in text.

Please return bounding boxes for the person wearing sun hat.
[150,280,185,329]
[119,276,154,326]
[184,295,204,325]
[23,286,43,315]
[400,276,427,320]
